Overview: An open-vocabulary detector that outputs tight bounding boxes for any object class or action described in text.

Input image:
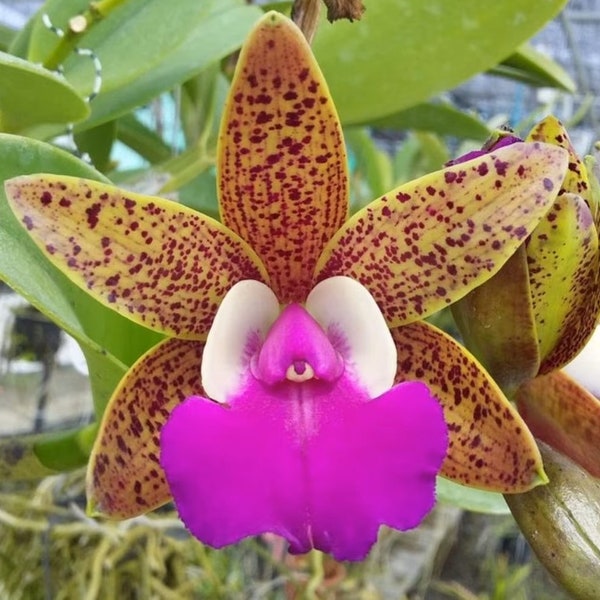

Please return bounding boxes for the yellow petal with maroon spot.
[527,193,600,373]
[517,371,600,478]
[451,246,540,395]
[391,321,545,493]
[314,142,568,327]
[5,174,269,339]
[527,115,592,203]
[218,11,348,303]
[87,337,204,518]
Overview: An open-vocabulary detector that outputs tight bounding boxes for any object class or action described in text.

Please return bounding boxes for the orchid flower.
[4,13,569,560]
[452,117,599,393]
[451,116,600,479]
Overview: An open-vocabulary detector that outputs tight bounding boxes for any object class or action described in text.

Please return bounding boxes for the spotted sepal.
[86,338,204,518]
[218,11,348,303]
[391,321,546,493]
[5,174,269,339]
[314,142,568,327]
[527,193,600,372]
[517,370,600,478]
[527,115,592,204]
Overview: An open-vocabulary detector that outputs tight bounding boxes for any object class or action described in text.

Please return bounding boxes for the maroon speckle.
[444,171,457,184]
[514,226,527,240]
[41,191,52,205]
[86,203,101,229]
[494,159,509,176]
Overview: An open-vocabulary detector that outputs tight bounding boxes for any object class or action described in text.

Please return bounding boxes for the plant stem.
[43,0,128,71]
[305,550,324,599]
[291,0,322,44]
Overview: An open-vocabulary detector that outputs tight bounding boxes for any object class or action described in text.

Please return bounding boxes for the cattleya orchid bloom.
[452,116,600,393]
[4,13,569,560]
[451,117,600,479]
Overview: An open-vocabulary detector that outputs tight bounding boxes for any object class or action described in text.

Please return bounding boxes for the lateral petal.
[5,174,269,339]
[315,143,568,327]
[218,11,348,303]
[391,320,546,492]
[201,279,280,402]
[306,276,396,397]
[527,115,592,204]
[87,337,204,518]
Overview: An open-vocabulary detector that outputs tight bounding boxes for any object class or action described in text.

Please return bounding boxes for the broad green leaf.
[506,442,600,600]
[34,423,98,471]
[8,4,37,58]
[393,133,450,184]
[517,371,600,478]
[437,477,510,515]
[0,24,17,51]
[492,43,576,92]
[0,134,161,414]
[313,0,568,124]
[0,423,97,480]
[116,114,172,165]
[345,128,393,209]
[315,143,568,327]
[88,338,204,518]
[177,167,220,221]
[74,119,117,173]
[0,51,88,132]
[27,0,262,130]
[452,246,541,395]
[179,65,226,148]
[392,321,545,493]
[367,103,490,141]
[157,67,229,193]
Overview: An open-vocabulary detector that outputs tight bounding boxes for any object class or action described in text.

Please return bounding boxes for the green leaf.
[74,119,117,173]
[437,477,510,515]
[177,167,220,220]
[0,423,97,479]
[0,134,162,414]
[492,43,576,92]
[313,0,568,124]
[0,24,17,51]
[27,0,262,130]
[116,114,172,165]
[368,102,491,140]
[8,12,36,58]
[345,127,393,210]
[0,51,88,132]
[392,132,450,184]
